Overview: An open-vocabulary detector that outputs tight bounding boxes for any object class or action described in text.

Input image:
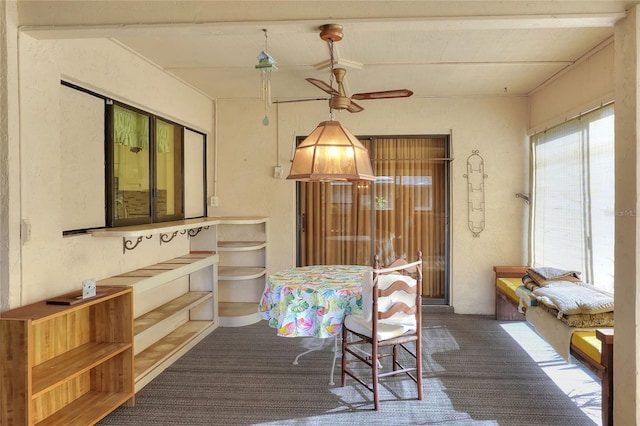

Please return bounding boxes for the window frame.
[530,103,614,291]
[106,100,186,227]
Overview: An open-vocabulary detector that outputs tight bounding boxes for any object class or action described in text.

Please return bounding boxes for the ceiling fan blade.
[273,98,329,104]
[305,78,340,96]
[346,100,364,113]
[274,96,362,112]
[351,89,414,100]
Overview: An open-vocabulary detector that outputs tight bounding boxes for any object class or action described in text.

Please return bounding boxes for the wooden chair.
[341,251,423,410]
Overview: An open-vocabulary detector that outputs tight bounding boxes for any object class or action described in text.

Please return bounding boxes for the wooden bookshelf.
[0,286,134,426]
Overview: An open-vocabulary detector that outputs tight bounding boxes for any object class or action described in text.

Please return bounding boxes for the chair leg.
[372,339,380,410]
[392,345,399,371]
[341,327,347,387]
[416,341,423,400]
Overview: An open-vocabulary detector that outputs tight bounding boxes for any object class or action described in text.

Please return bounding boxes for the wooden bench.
[494,266,614,426]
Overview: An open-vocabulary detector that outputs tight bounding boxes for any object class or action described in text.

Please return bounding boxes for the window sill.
[89,217,222,253]
[89,217,223,239]
[89,216,268,254]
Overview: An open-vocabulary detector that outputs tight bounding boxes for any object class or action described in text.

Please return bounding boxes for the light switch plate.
[82,279,97,299]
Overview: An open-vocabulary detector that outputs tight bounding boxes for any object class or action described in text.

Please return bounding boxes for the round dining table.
[259,265,368,338]
[258,265,369,385]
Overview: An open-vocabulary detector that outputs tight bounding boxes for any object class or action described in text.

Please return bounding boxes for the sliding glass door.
[297,136,450,303]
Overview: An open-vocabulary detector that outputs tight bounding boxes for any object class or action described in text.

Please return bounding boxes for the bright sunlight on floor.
[501,321,602,425]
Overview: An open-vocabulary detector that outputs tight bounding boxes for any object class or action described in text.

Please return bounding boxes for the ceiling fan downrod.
[320,24,351,114]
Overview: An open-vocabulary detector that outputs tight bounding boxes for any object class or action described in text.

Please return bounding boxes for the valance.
[114,106,148,150]
[114,106,171,153]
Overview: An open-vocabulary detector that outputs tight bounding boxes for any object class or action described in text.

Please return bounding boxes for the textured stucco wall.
[12,34,214,305]
[10,29,528,315]
[0,0,21,311]
[214,95,529,315]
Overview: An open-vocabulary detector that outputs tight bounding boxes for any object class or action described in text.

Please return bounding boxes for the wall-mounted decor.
[463,150,487,237]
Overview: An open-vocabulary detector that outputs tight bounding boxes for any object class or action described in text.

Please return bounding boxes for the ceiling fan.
[275,24,413,113]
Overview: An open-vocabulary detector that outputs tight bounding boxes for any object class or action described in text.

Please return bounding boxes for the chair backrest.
[369,252,423,328]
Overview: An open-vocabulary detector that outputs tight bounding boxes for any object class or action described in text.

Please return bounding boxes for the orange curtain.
[300,180,371,265]
[372,138,446,299]
[300,137,447,299]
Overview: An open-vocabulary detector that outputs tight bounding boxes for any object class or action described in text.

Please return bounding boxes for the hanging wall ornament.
[255,29,278,126]
[463,150,488,237]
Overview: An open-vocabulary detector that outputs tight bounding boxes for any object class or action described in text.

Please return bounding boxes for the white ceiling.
[16,1,639,108]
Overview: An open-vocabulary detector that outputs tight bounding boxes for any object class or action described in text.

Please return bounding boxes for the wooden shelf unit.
[215,217,268,327]
[0,286,134,426]
[98,251,218,393]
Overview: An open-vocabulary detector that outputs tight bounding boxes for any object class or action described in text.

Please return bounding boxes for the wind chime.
[255,29,277,125]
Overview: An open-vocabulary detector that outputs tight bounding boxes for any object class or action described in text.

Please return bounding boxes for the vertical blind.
[532,104,614,291]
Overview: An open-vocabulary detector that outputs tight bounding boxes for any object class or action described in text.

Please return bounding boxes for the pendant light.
[287,24,375,182]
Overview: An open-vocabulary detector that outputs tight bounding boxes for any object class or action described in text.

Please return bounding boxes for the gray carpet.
[99,313,599,425]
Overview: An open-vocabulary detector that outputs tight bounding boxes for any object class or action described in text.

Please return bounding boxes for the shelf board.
[98,253,217,295]
[134,292,213,336]
[217,241,267,251]
[0,287,131,323]
[215,216,268,225]
[32,342,132,398]
[134,320,215,388]
[219,302,261,327]
[218,266,266,280]
[35,390,132,426]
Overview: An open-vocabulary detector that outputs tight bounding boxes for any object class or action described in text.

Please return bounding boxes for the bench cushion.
[496,278,523,304]
[497,278,538,308]
[533,281,614,316]
[571,331,601,364]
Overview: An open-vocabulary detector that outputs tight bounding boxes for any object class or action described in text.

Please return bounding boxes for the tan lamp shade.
[287,120,375,182]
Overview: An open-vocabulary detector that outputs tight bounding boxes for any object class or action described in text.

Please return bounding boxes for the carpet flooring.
[98,312,600,425]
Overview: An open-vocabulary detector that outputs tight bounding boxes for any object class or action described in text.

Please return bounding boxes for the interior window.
[154,118,184,220]
[60,82,206,233]
[112,105,152,224]
[107,102,187,227]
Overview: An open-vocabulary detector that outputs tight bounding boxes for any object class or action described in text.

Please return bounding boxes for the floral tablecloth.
[259,265,368,338]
